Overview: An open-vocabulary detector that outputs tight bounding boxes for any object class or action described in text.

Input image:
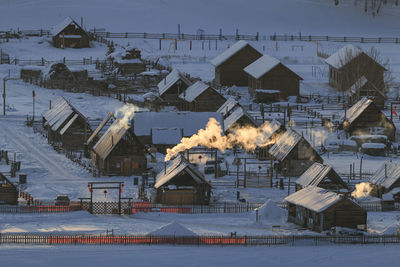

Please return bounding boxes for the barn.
[295,163,348,192]
[325,45,386,92]
[211,41,262,87]
[158,69,192,104]
[51,17,90,48]
[368,161,400,197]
[154,155,211,205]
[243,54,303,99]
[0,173,18,205]
[178,81,226,112]
[339,97,395,141]
[92,119,147,176]
[285,186,367,232]
[42,97,91,150]
[268,129,323,176]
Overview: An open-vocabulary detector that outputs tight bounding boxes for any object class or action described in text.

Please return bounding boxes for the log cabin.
[368,161,400,197]
[51,17,90,48]
[158,69,192,105]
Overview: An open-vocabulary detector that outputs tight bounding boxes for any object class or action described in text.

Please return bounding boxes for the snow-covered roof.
[51,17,83,36]
[361,143,386,149]
[86,112,114,146]
[178,81,210,102]
[59,113,78,135]
[216,97,240,117]
[268,129,303,161]
[342,97,373,124]
[115,58,142,64]
[43,97,75,132]
[296,163,346,188]
[154,156,208,189]
[349,76,368,94]
[134,111,223,137]
[223,107,256,131]
[369,162,400,190]
[157,69,192,96]
[152,128,182,145]
[255,89,280,94]
[243,54,280,79]
[211,40,250,67]
[284,186,343,213]
[325,44,363,69]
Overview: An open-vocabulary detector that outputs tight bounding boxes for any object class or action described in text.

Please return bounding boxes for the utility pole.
[2,78,5,116]
[32,90,35,121]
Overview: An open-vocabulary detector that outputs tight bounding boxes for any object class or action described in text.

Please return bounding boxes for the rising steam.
[351,182,374,199]
[109,103,138,131]
[164,118,280,161]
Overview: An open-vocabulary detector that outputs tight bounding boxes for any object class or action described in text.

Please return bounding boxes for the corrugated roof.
[59,113,79,135]
[211,40,249,67]
[86,112,114,146]
[178,81,210,102]
[157,69,192,96]
[152,127,182,145]
[154,156,208,189]
[51,17,83,36]
[217,97,240,117]
[284,186,343,213]
[268,129,303,161]
[325,44,363,69]
[223,107,256,131]
[369,161,400,189]
[342,97,373,124]
[243,54,280,79]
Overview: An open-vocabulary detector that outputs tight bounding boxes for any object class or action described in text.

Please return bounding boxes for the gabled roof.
[217,97,240,117]
[223,107,257,132]
[152,127,182,145]
[296,163,347,189]
[59,113,79,135]
[211,40,254,67]
[284,186,343,213]
[86,112,114,146]
[51,17,85,37]
[178,81,210,102]
[342,97,373,124]
[154,156,208,189]
[369,161,400,190]
[325,44,363,69]
[349,76,368,95]
[157,69,192,96]
[268,129,303,161]
[243,54,280,79]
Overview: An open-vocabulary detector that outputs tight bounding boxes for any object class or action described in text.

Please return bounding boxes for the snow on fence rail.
[270,34,400,44]
[0,233,399,246]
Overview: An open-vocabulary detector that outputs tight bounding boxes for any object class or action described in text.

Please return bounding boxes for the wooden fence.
[0,233,399,246]
[270,34,400,44]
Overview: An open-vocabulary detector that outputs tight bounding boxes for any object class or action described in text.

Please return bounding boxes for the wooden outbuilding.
[211,41,262,87]
[158,69,192,104]
[269,129,323,176]
[256,120,286,160]
[154,156,211,205]
[51,17,90,48]
[325,45,386,92]
[92,119,147,176]
[285,186,367,232]
[339,97,395,141]
[0,173,18,205]
[223,106,257,133]
[368,161,400,197]
[244,54,303,99]
[178,81,226,112]
[295,163,348,192]
[347,76,385,110]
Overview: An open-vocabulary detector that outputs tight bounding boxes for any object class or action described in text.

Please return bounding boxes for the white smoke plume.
[109,103,138,131]
[164,118,280,161]
[351,182,374,199]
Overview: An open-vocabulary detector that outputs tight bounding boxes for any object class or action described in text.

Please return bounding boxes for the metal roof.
[86,112,114,146]
[268,129,303,161]
[157,69,192,96]
[369,161,400,190]
[296,163,347,188]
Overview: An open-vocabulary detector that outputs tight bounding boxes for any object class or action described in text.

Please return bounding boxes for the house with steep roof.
[155,156,211,205]
[223,106,257,133]
[157,69,192,104]
[285,186,366,232]
[368,161,400,197]
[325,45,386,92]
[211,41,262,86]
[244,54,303,98]
[51,17,90,48]
[217,97,241,119]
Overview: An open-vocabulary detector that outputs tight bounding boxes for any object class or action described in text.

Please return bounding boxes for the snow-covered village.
[2,0,400,266]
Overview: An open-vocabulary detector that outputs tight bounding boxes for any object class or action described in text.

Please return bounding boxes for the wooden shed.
[51,17,90,48]
[92,119,147,176]
[244,54,303,99]
[154,156,211,205]
[269,129,323,177]
[347,76,385,110]
[211,41,262,87]
[178,81,226,112]
[223,106,257,133]
[158,69,192,105]
[325,45,386,92]
[0,173,18,205]
[285,186,367,232]
[295,163,348,192]
[368,161,400,197]
[339,97,395,141]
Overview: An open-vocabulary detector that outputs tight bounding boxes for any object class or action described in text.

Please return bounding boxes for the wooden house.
[42,97,91,150]
[295,163,348,192]
[0,173,18,205]
[51,17,90,48]
[285,186,367,232]
[154,156,211,205]
[244,54,303,99]
[110,47,146,75]
[223,106,257,133]
[211,41,262,87]
[178,81,226,112]
[85,112,115,157]
[92,119,147,176]
[216,97,241,119]
[158,69,192,105]
[256,120,286,160]
[325,45,386,92]
[368,161,400,197]
[269,129,323,177]
[339,97,395,141]
[347,76,385,110]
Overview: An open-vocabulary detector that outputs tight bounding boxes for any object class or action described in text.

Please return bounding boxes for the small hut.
[347,76,385,110]
[211,41,262,86]
[158,69,192,104]
[0,173,18,205]
[244,54,303,98]
[92,119,147,176]
[154,156,211,205]
[295,163,348,192]
[223,106,257,133]
[110,47,145,75]
[285,186,367,232]
[368,161,400,197]
[269,129,323,176]
[51,17,90,48]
